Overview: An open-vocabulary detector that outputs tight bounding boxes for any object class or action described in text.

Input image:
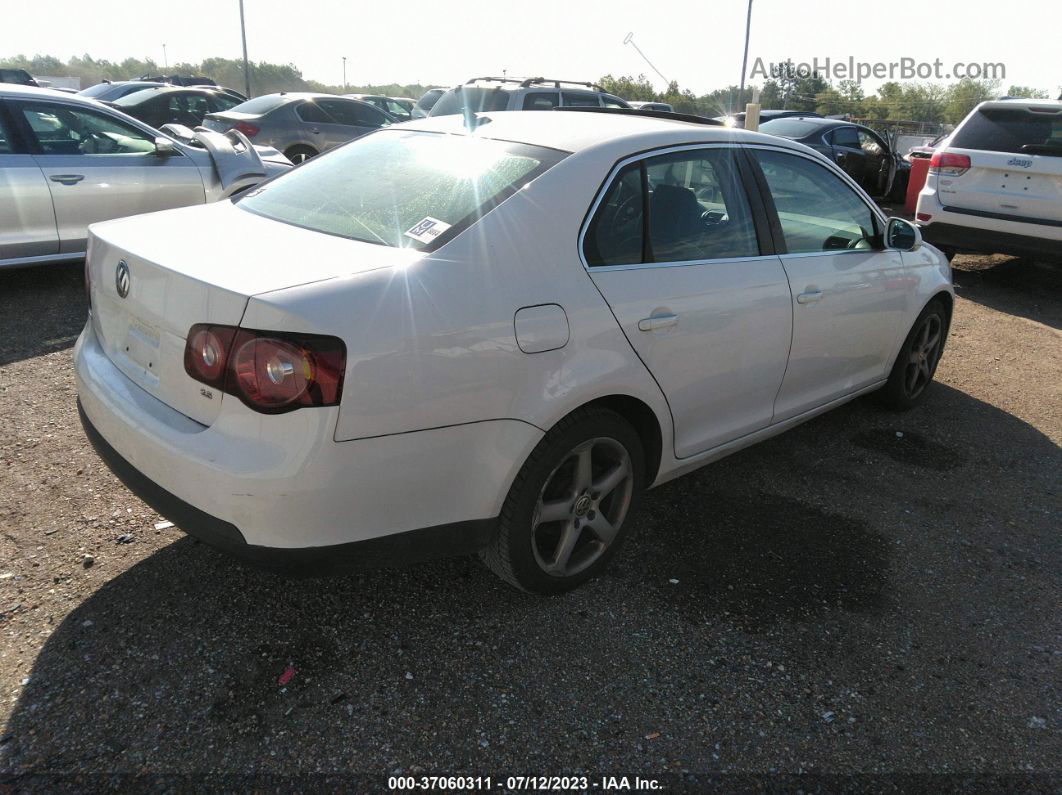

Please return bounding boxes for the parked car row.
[0,84,290,269]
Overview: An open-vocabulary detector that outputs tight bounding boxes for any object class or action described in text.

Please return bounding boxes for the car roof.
[401,109,809,155]
[0,83,81,100]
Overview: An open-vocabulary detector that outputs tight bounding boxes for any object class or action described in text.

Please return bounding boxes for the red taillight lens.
[183,324,345,414]
[929,151,971,176]
[233,121,259,138]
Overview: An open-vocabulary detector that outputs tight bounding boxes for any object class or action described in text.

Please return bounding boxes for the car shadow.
[0,264,87,367]
[1,383,1059,778]
[951,254,1062,330]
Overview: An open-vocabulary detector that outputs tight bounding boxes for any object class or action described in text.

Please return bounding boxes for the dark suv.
[0,68,38,87]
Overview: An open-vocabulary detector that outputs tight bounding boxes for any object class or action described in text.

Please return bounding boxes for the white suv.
[428,77,630,117]
[916,99,1062,260]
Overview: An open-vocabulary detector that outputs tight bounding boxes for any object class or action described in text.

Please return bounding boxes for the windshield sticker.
[404,216,452,244]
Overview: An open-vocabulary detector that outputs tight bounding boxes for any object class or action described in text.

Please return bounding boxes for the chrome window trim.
[578,142,763,272]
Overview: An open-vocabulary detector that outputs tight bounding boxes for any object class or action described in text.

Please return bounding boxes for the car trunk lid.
[87,201,418,426]
[942,104,1062,223]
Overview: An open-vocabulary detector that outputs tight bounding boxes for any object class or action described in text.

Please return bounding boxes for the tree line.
[4,53,1056,126]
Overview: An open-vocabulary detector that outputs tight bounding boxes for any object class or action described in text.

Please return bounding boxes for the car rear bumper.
[916,189,1062,259]
[74,321,540,568]
[919,222,1062,261]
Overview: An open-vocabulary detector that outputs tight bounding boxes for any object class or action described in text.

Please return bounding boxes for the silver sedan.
[0,84,291,270]
[201,93,395,163]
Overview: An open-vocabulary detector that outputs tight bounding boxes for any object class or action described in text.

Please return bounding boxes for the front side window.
[238,130,565,250]
[858,129,884,156]
[585,147,759,266]
[753,149,878,253]
[18,102,156,155]
[602,95,629,109]
[296,101,332,124]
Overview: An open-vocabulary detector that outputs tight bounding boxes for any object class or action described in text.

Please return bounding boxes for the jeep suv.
[915,99,1062,260]
[428,77,630,117]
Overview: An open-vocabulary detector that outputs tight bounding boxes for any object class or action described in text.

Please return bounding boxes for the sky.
[4,0,1060,96]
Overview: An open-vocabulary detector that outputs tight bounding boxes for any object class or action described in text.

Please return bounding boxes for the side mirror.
[154,136,178,157]
[886,217,922,251]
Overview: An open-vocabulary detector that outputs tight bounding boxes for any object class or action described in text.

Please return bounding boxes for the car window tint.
[18,103,156,155]
[0,113,13,153]
[522,92,558,110]
[212,93,241,111]
[239,130,564,250]
[320,100,389,128]
[584,164,644,267]
[602,95,628,109]
[831,126,861,148]
[644,149,759,262]
[753,149,878,253]
[296,101,332,124]
[562,92,601,107]
[858,130,884,156]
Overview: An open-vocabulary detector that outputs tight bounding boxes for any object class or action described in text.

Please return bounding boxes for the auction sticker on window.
[404,216,452,244]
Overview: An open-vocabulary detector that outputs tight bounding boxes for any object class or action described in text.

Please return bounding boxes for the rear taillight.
[184,324,345,414]
[929,151,971,176]
[233,121,259,138]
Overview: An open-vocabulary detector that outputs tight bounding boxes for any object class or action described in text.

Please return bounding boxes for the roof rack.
[552,106,724,126]
[464,76,608,92]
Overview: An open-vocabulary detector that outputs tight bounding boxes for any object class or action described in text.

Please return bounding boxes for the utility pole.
[739,0,754,99]
[342,57,347,91]
[238,0,251,98]
[162,43,168,70]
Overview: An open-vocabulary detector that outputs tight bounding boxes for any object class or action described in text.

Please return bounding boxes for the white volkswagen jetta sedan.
[75,109,954,593]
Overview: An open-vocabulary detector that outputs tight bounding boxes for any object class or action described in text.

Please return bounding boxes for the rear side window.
[296,101,331,123]
[238,130,565,250]
[428,87,511,117]
[562,92,601,107]
[585,147,759,266]
[752,149,878,253]
[951,107,1062,155]
[831,127,860,148]
[523,92,559,110]
[319,99,389,128]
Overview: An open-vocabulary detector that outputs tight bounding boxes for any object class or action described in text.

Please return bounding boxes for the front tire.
[481,407,644,594]
[879,299,949,411]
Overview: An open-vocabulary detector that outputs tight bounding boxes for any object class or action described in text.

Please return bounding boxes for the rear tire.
[879,299,949,411]
[284,145,317,164]
[481,407,644,594]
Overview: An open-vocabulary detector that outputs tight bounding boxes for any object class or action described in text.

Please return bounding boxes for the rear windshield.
[414,90,443,113]
[758,119,822,139]
[951,107,1062,155]
[113,89,162,107]
[238,130,566,250]
[226,94,290,116]
[429,87,512,117]
[79,83,115,98]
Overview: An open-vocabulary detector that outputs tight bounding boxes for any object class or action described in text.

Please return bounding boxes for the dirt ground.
[0,253,1059,790]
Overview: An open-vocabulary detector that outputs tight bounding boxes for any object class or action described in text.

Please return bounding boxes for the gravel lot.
[1,253,1059,790]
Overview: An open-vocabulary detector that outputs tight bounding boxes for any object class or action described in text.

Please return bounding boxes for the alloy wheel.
[531,437,634,577]
[904,313,943,399]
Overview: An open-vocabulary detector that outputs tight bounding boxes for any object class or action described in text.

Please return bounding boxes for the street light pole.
[342,57,347,91]
[162,43,168,70]
[739,0,754,100]
[238,0,252,98]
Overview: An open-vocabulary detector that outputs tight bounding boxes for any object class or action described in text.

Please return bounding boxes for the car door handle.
[637,313,678,332]
[311,128,320,134]
[49,174,84,185]
[796,289,823,305]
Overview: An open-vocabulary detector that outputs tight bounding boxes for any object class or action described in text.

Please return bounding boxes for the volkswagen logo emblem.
[115,260,130,299]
